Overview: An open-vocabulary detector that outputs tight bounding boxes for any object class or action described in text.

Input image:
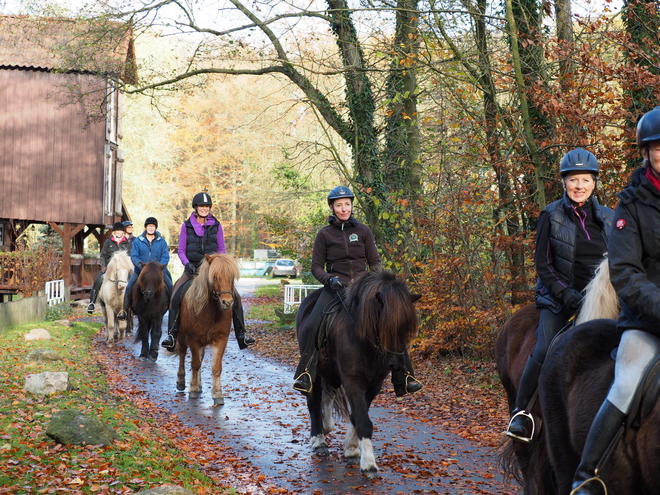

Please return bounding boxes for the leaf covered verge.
[0,320,234,495]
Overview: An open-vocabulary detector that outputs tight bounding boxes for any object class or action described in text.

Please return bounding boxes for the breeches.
[607,329,660,413]
[531,306,574,363]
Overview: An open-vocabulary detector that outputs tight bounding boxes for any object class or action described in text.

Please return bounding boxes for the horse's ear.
[410,293,421,303]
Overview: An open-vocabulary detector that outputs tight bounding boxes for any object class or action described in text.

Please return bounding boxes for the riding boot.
[86,288,97,314]
[117,290,129,321]
[392,352,423,397]
[570,400,626,495]
[162,309,179,352]
[506,355,544,442]
[232,303,255,350]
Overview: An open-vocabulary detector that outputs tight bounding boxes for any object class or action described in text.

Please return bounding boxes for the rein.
[211,290,234,302]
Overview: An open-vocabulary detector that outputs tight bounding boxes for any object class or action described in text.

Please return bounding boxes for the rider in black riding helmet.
[161,192,255,352]
[570,107,660,495]
[506,148,614,443]
[292,186,422,397]
[87,222,132,314]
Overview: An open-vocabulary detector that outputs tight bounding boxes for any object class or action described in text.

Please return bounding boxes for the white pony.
[99,251,133,346]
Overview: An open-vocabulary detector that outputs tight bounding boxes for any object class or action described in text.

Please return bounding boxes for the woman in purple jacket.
[292,186,422,397]
[161,192,255,351]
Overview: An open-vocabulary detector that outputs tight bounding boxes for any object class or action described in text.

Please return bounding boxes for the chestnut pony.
[296,269,420,478]
[175,253,240,405]
[496,258,619,494]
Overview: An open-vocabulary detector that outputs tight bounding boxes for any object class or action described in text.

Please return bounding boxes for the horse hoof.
[313,445,330,456]
[148,352,158,362]
[345,456,359,466]
[138,355,147,361]
[176,383,185,392]
[189,392,201,399]
[213,397,224,406]
[362,468,379,479]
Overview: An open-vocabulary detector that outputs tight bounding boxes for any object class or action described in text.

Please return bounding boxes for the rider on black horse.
[506,149,614,443]
[292,186,422,397]
[570,108,660,494]
[161,192,255,352]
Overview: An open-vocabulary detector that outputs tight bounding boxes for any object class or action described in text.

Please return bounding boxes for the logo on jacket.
[349,234,358,242]
[615,218,626,230]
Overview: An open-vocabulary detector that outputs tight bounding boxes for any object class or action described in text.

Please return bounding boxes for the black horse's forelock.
[344,269,417,352]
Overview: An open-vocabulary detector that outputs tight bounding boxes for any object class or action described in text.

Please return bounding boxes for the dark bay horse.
[496,258,620,494]
[296,269,420,478]
[131,261,169,362]
[175,253,239,405]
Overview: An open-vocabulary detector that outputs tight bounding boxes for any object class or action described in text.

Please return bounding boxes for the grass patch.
[0,320,235,494]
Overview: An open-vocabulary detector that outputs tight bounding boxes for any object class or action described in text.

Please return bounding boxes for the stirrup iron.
[293,371,313,394]
[570,476,608,495]
[506,409,536,443]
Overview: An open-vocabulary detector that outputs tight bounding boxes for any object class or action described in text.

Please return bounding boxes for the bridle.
[211,289,234,303]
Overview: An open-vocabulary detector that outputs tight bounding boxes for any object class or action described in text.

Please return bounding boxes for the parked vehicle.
[271,259,299,278]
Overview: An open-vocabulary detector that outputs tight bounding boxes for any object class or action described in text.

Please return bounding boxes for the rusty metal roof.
[0,15,137,84]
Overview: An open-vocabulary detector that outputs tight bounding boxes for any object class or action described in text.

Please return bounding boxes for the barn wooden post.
[49,222,84,286]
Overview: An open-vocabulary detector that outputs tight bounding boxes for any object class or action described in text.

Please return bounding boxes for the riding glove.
[562,288,583,310]
[328,277,345,291]
[185,262,197,275]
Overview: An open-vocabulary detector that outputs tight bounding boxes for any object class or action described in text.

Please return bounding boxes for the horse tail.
[576,257,619,325]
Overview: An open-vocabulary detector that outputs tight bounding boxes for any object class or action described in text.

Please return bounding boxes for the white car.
[271,259,299,278]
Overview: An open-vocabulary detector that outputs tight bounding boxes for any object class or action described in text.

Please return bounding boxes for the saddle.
[624,352,660,430]
[172,278,193,308]
[316,298,341,349]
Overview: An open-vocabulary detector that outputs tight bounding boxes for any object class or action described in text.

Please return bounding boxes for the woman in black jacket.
[292,186,422,397]
[506,148,614,443]
[570,108,660,494]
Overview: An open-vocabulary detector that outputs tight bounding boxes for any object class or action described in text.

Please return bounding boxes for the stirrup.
[117,310,127,321]
[570,476,608,495]
[293,371,313,394]
[86,303,95,314]
[505,410,536,443]
[404,374,423,394]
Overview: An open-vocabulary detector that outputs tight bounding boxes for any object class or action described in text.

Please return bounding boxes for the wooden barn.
[0,15,137,298]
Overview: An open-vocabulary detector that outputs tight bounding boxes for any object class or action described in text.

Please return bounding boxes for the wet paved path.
[107,278,521,494]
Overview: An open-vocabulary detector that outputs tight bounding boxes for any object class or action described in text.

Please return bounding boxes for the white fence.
[45,279,65,307]
[283,284,322,313]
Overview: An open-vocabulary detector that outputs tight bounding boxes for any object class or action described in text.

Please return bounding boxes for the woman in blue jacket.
[118,217,173,319]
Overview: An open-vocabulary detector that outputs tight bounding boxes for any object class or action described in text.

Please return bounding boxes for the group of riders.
[505,106,660,495]
[85,188,423,398]
[85,104,660,493]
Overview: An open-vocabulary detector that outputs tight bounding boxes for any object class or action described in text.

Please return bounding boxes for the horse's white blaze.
[310,434,327,450]
[321,392,335,435]
[359,438,377,472]
[344,423,360,458]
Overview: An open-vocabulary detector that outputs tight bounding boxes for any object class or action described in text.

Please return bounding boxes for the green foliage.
[45,302,73,321]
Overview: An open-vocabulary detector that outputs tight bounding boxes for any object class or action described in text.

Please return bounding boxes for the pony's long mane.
[185,254,240,316]
[137,262,165,292]
[106,251,133,280]
[344,269,417,352]
[576,257,620,324]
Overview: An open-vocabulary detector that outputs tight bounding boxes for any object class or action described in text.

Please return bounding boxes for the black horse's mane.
[343,269,417,352]
[137,262,165,291]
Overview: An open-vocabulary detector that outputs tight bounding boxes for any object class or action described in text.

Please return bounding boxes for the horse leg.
[209,340,227,405]
[148,317,163,362]
[308,384,329,456]
[344,423,360,461]
[345,389,378,477]
[176,344,187,392]
[189,345,203,398]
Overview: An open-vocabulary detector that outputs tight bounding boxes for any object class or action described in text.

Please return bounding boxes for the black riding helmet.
[192,192,213,208]
[111,221,125,232]
[144,217,158,228]
[637,106,660,148]
[559,148,599,178]
[327,186,355,206]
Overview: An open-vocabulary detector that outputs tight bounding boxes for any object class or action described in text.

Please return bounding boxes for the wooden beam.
[49,222,85,286]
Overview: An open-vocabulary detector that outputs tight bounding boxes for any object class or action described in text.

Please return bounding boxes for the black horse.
[296,269,420,478]
[131,261,169,362]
